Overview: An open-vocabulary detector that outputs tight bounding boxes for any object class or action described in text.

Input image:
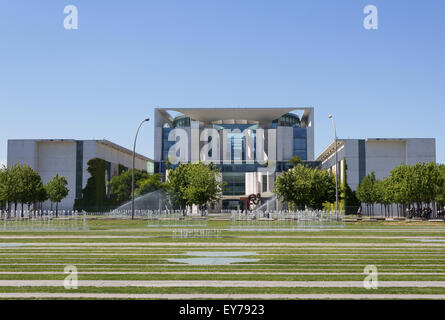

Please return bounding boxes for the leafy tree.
[307,167,336,209]
[437,164,445,207]
[182,163,224,212]
[357,163,444,217]
[386,164,412,209]
[410,162,443,208]
[374,178,393,216]
[356,172,377,214]
[45,174,69,217]
[385,163,443,214]
[339,158,360,214]
[17,164,43,216]
[165,164,191,210]
[118,164,127,175]
[0,164,43,216]
[289,156,302,167]
[109,169,149,206]
[342,183,361,214]
[166,163,224,213]
[274,164,336,210]
[165,157,171,170]
[0,166,9,211]
[0,165,20,213]
[35,182,48,213]
[135,173,164,197]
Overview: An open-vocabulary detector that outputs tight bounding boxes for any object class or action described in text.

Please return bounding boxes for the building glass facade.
[155,109,315,205]
[272,113,301,128]
[161,127,176,162]
[222,172,245,195]
[293,127,307,160]
[173,116,191,128]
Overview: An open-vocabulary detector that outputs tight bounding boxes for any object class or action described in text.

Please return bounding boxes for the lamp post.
[328,114,339,220]
[131,118,150,220]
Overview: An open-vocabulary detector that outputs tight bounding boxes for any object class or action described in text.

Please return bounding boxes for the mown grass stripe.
[2,280,445,287]
[1,271,445,275]
[3,286,445,294]
[1,274,445,281]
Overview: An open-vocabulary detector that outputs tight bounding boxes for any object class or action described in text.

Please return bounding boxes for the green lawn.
[0,217,444,299]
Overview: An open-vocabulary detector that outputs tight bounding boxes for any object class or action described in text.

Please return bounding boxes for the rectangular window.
[75,141,83,199]
[222,172,245,195]
[262,174,267,192]
[162,128,175,161]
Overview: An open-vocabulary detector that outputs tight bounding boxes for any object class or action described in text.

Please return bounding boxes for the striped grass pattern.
[0,219,444,299]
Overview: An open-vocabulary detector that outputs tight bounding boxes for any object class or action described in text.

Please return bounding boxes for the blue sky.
[1,0,444,165]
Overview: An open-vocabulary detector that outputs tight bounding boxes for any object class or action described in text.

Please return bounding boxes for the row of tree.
[7,158,442,216]
[73,159,224,213]
[166,157,349,213]
[1,159,224,215]
[356,162,445,215]
[0,164,69,216]
[273,158,360,213]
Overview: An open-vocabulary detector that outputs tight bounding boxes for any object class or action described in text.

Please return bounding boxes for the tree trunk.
[56,203,58,218]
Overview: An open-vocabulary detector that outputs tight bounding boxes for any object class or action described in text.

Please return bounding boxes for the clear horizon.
[1,0,444,165]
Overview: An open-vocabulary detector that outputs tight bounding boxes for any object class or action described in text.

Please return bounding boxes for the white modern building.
[7,139,153,210]
[316,138,436,191]
[154,107,316,211]
[6,110,438,213]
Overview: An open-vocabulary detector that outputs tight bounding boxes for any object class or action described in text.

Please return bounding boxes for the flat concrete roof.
[157,107,312,123]
[8,139,153,162]
[315,140,345,163]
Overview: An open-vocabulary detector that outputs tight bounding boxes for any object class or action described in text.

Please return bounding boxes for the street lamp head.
[144,118,150,122]
[328,114,333,119]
